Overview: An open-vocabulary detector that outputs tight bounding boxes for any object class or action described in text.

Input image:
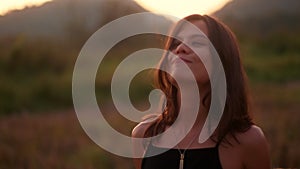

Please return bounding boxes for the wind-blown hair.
[144,14,253,145]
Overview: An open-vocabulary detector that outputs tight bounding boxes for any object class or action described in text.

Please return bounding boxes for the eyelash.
[191,41,205,47]
[169,39,206,50]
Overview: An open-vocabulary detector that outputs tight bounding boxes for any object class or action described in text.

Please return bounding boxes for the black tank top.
[142,142,223,169]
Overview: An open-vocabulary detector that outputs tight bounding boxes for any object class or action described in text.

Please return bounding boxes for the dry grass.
[251,82,300,168]
[0,110,134,169]
[0,82,299,168]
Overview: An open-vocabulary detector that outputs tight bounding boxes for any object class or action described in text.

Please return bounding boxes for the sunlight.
[0,0,51,15]
[134,0,231,18]
[0,0,231,17]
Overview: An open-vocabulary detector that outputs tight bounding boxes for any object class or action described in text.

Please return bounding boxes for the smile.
[179,57,192,63]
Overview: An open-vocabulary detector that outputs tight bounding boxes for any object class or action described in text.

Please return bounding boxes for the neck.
[176,82,211,134]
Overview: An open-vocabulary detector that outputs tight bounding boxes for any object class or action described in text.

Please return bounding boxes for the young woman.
[132,14,271,169]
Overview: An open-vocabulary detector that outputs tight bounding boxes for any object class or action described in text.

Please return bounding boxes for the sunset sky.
[0,0,231,17]
[0,0,52,16]
[134,0,231,18]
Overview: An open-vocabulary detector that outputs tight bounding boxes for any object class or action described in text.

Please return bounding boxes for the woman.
[132,14,271,169]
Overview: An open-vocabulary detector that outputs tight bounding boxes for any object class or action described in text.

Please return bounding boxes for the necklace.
[174,133,198,169]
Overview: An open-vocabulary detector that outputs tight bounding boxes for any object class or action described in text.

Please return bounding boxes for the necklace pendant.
[179,153,184,169]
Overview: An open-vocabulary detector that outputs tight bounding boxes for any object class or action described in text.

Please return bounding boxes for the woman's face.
[167,20,212,86]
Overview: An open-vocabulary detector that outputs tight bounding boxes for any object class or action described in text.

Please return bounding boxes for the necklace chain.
[173,131,198,169]
[175,133,198,154]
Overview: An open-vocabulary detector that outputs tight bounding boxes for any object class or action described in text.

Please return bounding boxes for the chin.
[170,70,198,85]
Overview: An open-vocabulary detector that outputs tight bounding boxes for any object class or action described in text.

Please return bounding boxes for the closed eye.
[191,41,206,47]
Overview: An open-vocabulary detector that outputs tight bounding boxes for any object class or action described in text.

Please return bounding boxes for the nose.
[175,42,192,54]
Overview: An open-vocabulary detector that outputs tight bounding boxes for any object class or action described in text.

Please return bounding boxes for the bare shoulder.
[132,116,158,169]
[237,125,271,169]
[238,125,268,147]
[131,115,158,138]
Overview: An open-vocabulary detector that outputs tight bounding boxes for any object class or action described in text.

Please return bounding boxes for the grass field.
[0,109,135,169]
[0,81,299,168]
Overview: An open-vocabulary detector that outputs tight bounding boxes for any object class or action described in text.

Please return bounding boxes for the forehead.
[176,20,209,40]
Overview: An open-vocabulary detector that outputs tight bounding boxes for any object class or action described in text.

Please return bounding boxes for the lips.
[172,57,192,65]
[170,54,193,65]
[179,57,192,63]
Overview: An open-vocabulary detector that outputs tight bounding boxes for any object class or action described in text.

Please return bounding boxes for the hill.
[0,0,173,114]
[0,0,171,38]
[214,0,300,37]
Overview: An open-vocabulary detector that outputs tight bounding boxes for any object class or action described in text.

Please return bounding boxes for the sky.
[0,0,52,16]
[134,0,231,18]
[0,0,231,17]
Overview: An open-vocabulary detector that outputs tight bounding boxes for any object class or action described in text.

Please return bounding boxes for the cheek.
[193,48,213,75]
[190,59,211,84]
[194,47,211,60]
[191,62,209,80]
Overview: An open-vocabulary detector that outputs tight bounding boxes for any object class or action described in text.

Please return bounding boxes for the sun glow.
[0,0,51,16]
[134,0,231,18]
[0,0,231,17]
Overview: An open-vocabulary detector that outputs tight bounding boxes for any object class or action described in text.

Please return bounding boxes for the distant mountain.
[214,0,300,37]
[0,0,172,38]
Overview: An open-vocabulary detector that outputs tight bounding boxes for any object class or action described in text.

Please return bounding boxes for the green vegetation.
[241,41,300,83]
[1,32,299,115]
[0,36,76,115]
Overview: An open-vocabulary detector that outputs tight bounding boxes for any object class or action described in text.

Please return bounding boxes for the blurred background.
[0,0,299,168]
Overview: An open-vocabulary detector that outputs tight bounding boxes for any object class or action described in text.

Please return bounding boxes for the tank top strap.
[215,139,222,148]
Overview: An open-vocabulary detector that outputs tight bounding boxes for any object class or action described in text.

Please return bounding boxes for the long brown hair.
[144,14,253,145]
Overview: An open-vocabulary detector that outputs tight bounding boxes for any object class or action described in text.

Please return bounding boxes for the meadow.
[0,32,299,169]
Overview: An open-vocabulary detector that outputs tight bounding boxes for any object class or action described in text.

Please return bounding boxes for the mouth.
[179,57,192,63]
[170,55,193,65]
